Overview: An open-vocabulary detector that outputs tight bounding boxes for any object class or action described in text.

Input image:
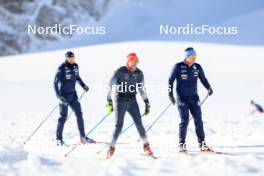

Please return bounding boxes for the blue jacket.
[54,62,87,96]
[168,61,211,99]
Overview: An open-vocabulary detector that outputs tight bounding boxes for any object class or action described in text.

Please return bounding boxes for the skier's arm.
[138,72,149,102]
[107,70,119,102]
[168,64,178,97]
[138,72,150,115]
[54,67,63,96]
[76,65,88,89]
[198,65,211,90]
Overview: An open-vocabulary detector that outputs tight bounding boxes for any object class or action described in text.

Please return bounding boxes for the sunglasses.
[189,54,197,59]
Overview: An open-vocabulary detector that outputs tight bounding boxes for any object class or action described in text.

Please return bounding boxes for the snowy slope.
[0,42,264,176]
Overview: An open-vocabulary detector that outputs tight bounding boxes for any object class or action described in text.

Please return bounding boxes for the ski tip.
[64,154,68,157]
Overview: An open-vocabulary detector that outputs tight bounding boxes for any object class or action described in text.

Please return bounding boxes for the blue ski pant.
[56,92,85,140]
[177,96,205,144]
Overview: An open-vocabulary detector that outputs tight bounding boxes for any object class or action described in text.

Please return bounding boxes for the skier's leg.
[56,103,68,140]
[189,100,205,144]
[127,100,148,143]
[110,100,127,147]
[69,94,86,138]
[177,99,190,144]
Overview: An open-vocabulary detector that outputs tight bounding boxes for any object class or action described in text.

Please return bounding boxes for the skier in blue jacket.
[168,47,213,152]
[54,51,94,146]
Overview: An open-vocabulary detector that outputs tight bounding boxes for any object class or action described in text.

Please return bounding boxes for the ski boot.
[57,139,66,147]
[143,142,153,156]
[80,136,96,144]
[179,143,188,153]
[200,141,214,152]
[106,146,115,159]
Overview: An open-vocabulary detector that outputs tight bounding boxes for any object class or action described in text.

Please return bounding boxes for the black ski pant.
[110,97,147,147]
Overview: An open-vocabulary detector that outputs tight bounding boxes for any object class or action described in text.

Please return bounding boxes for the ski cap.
[65,51,75,58]
[127,52,139,63]
[185,47,196,57]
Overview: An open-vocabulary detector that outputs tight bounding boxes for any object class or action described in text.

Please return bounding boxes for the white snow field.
[0,41,264,176]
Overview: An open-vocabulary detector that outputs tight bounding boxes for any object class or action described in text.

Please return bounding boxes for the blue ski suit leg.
[177,99,190,144]
[56,92,85,140]
[189,99,205,144]
[177,97,205,144]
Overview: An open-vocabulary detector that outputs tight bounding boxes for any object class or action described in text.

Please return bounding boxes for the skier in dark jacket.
[250,100,264,114]
[106,53,153,158]
[168,47,213,152]
[54,51,94,146]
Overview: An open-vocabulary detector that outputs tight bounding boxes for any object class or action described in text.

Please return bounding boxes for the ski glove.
[169,96,176,105]
[83,85,89,92]
[57,95,66,103]
[208,88,213,96]
[144,99,150,115]
[107,100,114,114]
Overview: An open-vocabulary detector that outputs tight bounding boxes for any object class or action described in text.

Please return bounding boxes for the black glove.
[169,96,176,105]
[107,99,114,113]
[144,99,150,115]
[83,85,89,92]
[57,95,66,103]
[208,88,213,96]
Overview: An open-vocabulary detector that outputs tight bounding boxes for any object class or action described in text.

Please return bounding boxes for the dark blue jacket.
[54,62,87,96]
[168,61,211,99]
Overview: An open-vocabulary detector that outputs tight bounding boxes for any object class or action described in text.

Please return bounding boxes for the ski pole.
[200,94,209,106]
[145,103,172,133]
[64,112,112,157]
[23,105,58,144]
[66,90,86,120]
[133,103,172,143]
[96,114,145,155]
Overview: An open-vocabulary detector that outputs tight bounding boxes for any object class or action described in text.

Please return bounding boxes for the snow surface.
[0,41,264,176]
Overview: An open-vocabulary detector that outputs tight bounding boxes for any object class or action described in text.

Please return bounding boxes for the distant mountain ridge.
[0,0,111,56]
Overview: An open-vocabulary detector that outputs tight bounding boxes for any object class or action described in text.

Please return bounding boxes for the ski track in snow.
[0,42,264,176]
